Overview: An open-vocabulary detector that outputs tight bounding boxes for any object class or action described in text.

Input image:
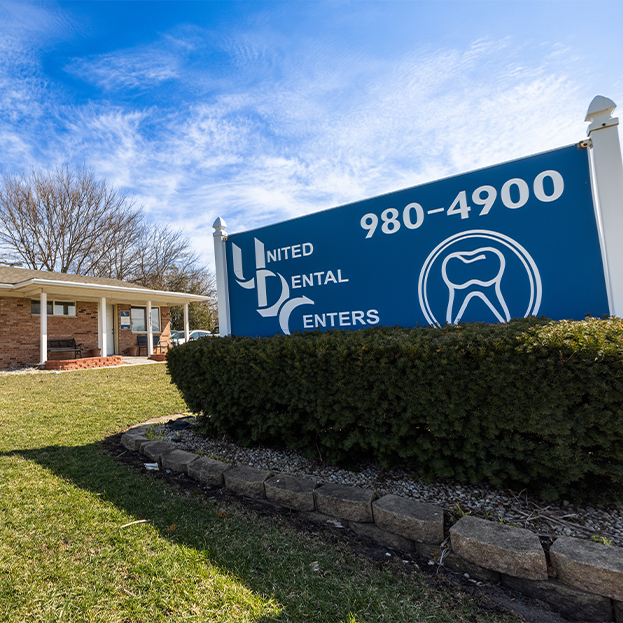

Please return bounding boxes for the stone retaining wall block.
[442,551,502,584]
[502,574,614,622]
[127,425,150,435]
[264,474,318,511]
[140,441,175,465]
[161,449,200,473]
[121,431,149,452]
[450,516,548,580]
[550,537,623,601]
[373,494,444,544]
[187,456,231,486]
[314,483,375,522]
[223,465,272,499]
[348,520,415,551]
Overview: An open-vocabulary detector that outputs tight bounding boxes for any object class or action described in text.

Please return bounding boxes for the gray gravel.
[150,416,623,548]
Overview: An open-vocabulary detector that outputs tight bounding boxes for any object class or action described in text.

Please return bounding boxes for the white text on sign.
[360,170,564,238]
[292,270,349,288]
[303,309,380,329]
[266,243,314,263]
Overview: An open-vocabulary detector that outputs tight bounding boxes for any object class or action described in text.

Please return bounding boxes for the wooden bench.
[47,338,83,359]
[136,335,169,356]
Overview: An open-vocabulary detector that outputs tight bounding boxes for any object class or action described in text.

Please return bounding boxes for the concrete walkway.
[120,356,162,366]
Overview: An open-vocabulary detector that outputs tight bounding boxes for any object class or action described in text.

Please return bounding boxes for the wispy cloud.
[186,37,587,229]
[0,2,619,273]
[66,49,180,91]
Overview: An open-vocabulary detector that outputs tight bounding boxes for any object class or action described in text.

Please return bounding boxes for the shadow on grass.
[6,440,297,618]
[3,438,445,623]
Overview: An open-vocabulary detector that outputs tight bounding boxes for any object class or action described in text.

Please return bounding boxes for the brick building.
[0,266,211,370]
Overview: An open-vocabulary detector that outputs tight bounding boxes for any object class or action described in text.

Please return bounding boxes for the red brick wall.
[0,297,39,368]
[45,355,123,371]
[0,297,100,369]
[0,297,171,369]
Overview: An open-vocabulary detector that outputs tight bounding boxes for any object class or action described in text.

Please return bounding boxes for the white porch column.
[213,217,231,336]
[184,303,189,341]
[100,297,107,357]
[586,95,623,317]
[147,300,153,356]
[39,292,47,365]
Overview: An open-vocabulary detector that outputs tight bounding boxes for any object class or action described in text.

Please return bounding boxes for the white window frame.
[130,306,161,333]
[31,300,76,317]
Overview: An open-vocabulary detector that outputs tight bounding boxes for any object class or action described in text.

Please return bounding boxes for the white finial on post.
[213,216,227,232]
[586,96,623,317]
[213,217,231,336]
[585,95,617,131]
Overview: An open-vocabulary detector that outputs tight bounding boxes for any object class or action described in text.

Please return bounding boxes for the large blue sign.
[226,144,609,337]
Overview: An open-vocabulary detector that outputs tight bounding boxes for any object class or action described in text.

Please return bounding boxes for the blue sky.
[1,1,622,272]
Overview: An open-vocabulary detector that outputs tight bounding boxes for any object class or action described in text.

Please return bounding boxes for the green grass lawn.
[0,365,519,623]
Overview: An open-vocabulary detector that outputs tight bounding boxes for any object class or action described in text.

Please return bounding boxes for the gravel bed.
[151,416,623,548]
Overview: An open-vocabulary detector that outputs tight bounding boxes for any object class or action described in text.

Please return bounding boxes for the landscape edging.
[122,422,623,623]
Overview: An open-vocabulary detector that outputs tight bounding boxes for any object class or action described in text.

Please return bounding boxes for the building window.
[54,301,76,316]
[31,300,76,316]
[130,307,146,332]
[130,306,160,333]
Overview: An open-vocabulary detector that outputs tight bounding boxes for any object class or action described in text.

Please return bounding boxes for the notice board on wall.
[225,144,609,337]
[120,310,131,330]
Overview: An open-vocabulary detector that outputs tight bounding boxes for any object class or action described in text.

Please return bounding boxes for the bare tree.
[165,264,217,330]
[0,165,143,274]
[0,165,216,325]
[130,224,217,330]
[131,224,198,290]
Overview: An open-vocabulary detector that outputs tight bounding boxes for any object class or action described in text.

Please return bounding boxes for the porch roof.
[0,266,212,306]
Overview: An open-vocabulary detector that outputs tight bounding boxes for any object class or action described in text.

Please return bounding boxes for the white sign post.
[213,216,232,336]
[586,95,623,317]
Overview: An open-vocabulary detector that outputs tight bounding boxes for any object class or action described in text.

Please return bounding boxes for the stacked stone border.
[45,355,124,371]
[122,418,623,623]
[43,353,166,371]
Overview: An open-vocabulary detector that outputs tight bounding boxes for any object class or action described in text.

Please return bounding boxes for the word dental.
[303,309,380,329]
[292,269,348,288]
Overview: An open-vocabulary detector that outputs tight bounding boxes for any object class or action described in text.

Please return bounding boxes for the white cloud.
[0,5,620,276]
[184,36,589,238]
[66,49,180,91]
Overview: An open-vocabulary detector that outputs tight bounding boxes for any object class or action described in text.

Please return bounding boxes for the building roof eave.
[0,278,213,305]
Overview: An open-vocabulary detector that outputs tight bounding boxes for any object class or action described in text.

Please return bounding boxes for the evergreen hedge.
[166,317,623,504]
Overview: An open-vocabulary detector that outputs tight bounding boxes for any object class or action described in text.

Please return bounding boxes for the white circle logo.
[418,230,542,326]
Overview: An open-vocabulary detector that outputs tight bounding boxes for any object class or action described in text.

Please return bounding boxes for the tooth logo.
[232,237,314,335]
[418,230,541,326]
[442,247,510,324]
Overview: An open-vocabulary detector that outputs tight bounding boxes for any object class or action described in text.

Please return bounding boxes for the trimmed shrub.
[166,317,623,504]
